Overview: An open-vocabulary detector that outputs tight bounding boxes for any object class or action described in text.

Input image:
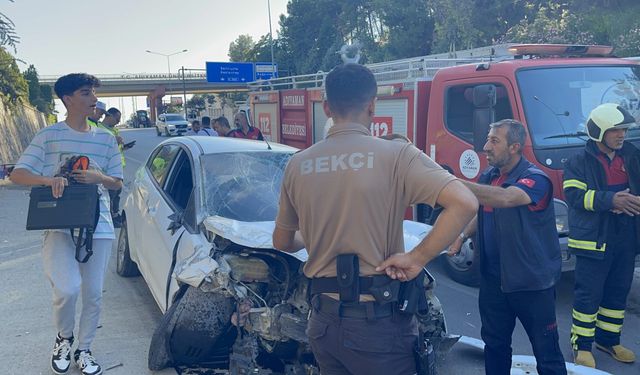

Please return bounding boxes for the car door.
[133,143,181,309]
[139,147,196,312]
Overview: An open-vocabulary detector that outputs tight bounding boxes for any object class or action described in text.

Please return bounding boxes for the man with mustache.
[449,119,566,374]
[563,103,640,368]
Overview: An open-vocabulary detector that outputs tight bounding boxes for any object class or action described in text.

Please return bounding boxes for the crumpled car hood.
[177,216,433,292]
[203,215,433,258]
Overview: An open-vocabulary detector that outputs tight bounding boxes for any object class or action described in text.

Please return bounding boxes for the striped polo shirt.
[15,121,124,239]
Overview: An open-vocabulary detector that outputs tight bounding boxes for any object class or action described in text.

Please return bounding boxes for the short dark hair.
[106,107,121,117]
[214,116,230,129]
[201,116,211,126]
[53,73,101,101]
[490,119,527,153]
[325,64,377,117]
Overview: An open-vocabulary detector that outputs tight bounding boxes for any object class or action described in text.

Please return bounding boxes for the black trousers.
[479,275,566,375]
[307,294,417,375]
[571,235,636,350]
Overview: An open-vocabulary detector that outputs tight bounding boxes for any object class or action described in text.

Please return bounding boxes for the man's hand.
[71,169,105,185]
[612,189,640,216]
[376,252,424,281]
[447,235,465,256]
[49,176,68,198]
[116,135,124,145]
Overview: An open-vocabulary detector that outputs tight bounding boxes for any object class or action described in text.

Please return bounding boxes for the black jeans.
[307,294,417,375]
[479,275,566,375]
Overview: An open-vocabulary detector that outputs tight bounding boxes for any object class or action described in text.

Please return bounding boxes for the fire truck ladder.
[248,44,515,91]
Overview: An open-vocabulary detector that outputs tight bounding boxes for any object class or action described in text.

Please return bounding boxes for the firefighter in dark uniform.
[272,63,478,375]
[563,103,640,368]
[449,119,566,375]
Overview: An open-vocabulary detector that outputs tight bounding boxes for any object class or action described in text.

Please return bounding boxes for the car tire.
[116,216,140,277]
[442,239,480,287]
[148,286,235,370]
[156,126,161,136]
[165,128,170,137]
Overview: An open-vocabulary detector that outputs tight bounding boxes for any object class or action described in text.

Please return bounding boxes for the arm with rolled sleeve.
[563,157,614,213]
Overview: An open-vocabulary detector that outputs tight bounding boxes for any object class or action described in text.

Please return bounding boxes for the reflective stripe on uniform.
[571,325,595,337]
[568,238,606,252]
[573,309,597,323]
[596,320,622,333]
[584,190,595,211]
[563,179,587,190]
[598,306,624,319]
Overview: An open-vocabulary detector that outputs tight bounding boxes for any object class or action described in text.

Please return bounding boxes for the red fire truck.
[248,44,640,286]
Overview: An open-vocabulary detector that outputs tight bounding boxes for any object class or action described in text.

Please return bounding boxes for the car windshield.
[165,114,185,121]
[517,65,640,147]
[202,151,292,222]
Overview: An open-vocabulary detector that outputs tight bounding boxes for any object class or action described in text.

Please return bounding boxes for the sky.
[4,0,289,119]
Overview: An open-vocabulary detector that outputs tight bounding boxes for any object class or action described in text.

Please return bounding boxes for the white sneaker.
[74,350,102,375]
[51,333,73,374]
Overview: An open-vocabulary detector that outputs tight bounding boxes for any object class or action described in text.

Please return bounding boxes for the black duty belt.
[312,294,394,319]
[310,275,393,295]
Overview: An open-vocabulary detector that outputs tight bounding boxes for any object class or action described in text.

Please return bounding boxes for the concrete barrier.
[0,101,47,166]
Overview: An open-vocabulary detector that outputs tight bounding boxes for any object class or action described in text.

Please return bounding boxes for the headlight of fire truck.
[554,199,569,236]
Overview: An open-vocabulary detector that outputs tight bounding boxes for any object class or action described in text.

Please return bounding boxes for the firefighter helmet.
[586,103,636,142]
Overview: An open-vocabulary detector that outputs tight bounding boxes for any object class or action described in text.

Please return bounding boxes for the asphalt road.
[1,127,639,375]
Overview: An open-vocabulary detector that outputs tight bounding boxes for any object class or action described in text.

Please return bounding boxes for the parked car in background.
[156,113,190,136]
[117,136,457,373]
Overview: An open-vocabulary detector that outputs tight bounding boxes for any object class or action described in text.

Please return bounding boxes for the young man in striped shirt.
[10,73,123,375]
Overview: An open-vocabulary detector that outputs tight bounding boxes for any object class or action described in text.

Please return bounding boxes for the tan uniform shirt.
[276,122,456,278]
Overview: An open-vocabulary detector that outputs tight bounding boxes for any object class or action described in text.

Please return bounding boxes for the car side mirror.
[167,212,183,235]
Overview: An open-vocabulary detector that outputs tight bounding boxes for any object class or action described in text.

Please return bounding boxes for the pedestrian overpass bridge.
[40,72,252,123]
[39,72,249,97]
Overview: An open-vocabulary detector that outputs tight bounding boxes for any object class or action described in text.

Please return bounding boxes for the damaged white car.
[117,136,457,373]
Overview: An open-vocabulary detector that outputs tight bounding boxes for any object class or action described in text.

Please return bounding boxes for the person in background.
[10,73,123,375]
[229,110,263,140]
[213,116,234,137]
[86,100,106,127]
[186,120,201,136]
[99,108,125,227]
[199,116,218,136]
[449,119,566,375]
[563,103,639,368]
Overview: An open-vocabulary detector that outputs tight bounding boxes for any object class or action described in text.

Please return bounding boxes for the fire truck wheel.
[442,238,479,287]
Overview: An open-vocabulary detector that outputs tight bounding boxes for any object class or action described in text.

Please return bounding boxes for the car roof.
[164,136,299,155]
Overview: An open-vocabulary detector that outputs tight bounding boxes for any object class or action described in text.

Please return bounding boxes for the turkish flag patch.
[518,178,536,188]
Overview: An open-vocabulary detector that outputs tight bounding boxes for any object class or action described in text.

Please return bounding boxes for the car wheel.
[165,128,170,137]
[156,126,161,136]
[442,239,480,287]
[116,216,140,277]
[148,286,235,370]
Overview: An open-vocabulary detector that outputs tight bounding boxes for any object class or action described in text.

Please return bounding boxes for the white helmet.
[586,103,636,142]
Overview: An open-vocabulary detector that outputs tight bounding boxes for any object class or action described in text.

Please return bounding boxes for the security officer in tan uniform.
[273,63,478,375]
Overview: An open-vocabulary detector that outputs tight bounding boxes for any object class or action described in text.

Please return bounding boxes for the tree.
[228,34,256,62]
[0,0,19,52]
[0,47,27,105]
[22,64,54,115]
[501,4,596,45]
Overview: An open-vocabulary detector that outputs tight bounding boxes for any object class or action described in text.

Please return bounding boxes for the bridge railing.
[40,72,209,83]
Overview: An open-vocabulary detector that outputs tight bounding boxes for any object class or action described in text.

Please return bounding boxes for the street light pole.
[145,49,188,97]
[267,0,276,78]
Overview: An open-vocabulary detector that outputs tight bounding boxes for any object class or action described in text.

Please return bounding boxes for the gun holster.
[336,254,359,303]
[398,270,428,314]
